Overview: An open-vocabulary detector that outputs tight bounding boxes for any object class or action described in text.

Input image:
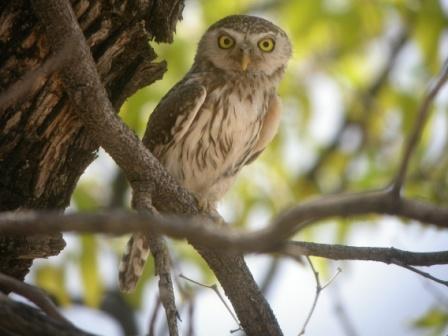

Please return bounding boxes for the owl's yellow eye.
[258,38,275,52]
[218,35,235,49]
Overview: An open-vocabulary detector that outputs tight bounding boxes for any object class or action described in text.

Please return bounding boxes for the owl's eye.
[258,38,275,52]
[218,34,235,49]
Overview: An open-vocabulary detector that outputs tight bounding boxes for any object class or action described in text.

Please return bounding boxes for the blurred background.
[24,0,448,335]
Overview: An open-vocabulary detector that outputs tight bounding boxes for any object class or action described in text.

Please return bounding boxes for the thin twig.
[260,258,281,296]
[392,59,448,194]
[148,296,162,336]
[298,257,341,335]
[422,281,448,310]
[330,284,359,336]
[0,272,71,324]
[186,300,196,336]
[179,274,242,333]
[391,259,448,287]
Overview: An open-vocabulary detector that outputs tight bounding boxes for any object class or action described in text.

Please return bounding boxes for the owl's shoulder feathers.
[143,79,207,154]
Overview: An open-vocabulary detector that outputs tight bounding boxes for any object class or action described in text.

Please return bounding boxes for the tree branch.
[0,296,95,336]
[0,208,447,268]
[280,241,448,266]
[0,188,448,252]
[298,257,341,336]
[391,60,448,194]
[282,242,448,288]
[179,274,242,333]
[0,273,70,324]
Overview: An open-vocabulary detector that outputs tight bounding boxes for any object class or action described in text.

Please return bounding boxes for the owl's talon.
[197,197,215,213]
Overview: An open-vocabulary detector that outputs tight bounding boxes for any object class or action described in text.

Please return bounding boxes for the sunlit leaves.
[412,307,448,336]
[35,265,70,306]
[414,0,447,73]
[80,235,103,307]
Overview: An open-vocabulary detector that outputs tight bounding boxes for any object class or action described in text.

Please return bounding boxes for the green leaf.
[35,265,70,306]
[80,235,103,307]
[412,307,448,335]
[414,0,447,73]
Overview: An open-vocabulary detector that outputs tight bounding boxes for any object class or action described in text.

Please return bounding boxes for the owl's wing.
[143,81,207,155]
[245,94,282,165]
[119,82,206,292]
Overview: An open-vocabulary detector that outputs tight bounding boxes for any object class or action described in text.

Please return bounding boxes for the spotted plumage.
[119,15,292,292]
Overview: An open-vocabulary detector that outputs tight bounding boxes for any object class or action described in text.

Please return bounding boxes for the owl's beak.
[240,52,251,71]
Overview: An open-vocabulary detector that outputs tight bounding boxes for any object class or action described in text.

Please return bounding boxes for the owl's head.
[195,15,292,76]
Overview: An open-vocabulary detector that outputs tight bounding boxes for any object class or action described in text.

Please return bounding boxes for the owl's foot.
[196,197,221,219]
[197,197,215,212]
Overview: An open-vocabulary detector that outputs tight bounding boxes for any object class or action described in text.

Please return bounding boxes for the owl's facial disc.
[196,16,292,76]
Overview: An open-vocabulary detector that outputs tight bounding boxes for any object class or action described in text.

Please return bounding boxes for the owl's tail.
[118,233,150,292]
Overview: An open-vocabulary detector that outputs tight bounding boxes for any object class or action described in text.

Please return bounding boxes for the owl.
[119,15,292,292]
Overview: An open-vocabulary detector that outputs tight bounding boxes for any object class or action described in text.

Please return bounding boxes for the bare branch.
[179,274,242,332]
[0,272,70,324]
[148,296,162,336]
[330,285,359,336]
[280,241,448,266]
[391,259,448,287]
[1,189,448,254]
[298,258,341,336]
[260,258,281,296]
[283,242,448,288]
[392,59,448,194]
[186,300,196,336]
[0,296,95,336]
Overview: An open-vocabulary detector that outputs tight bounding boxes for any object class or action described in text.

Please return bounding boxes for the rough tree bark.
[0,0,181,280]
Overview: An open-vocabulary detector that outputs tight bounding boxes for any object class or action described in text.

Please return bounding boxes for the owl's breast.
[161,82,270,202]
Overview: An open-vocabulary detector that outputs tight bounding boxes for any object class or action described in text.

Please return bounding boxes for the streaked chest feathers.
[160,79,270,202]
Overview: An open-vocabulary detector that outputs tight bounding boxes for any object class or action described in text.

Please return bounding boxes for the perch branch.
[1,191,448,253]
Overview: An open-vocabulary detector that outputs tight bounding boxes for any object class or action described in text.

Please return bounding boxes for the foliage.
[412,307,448,336]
